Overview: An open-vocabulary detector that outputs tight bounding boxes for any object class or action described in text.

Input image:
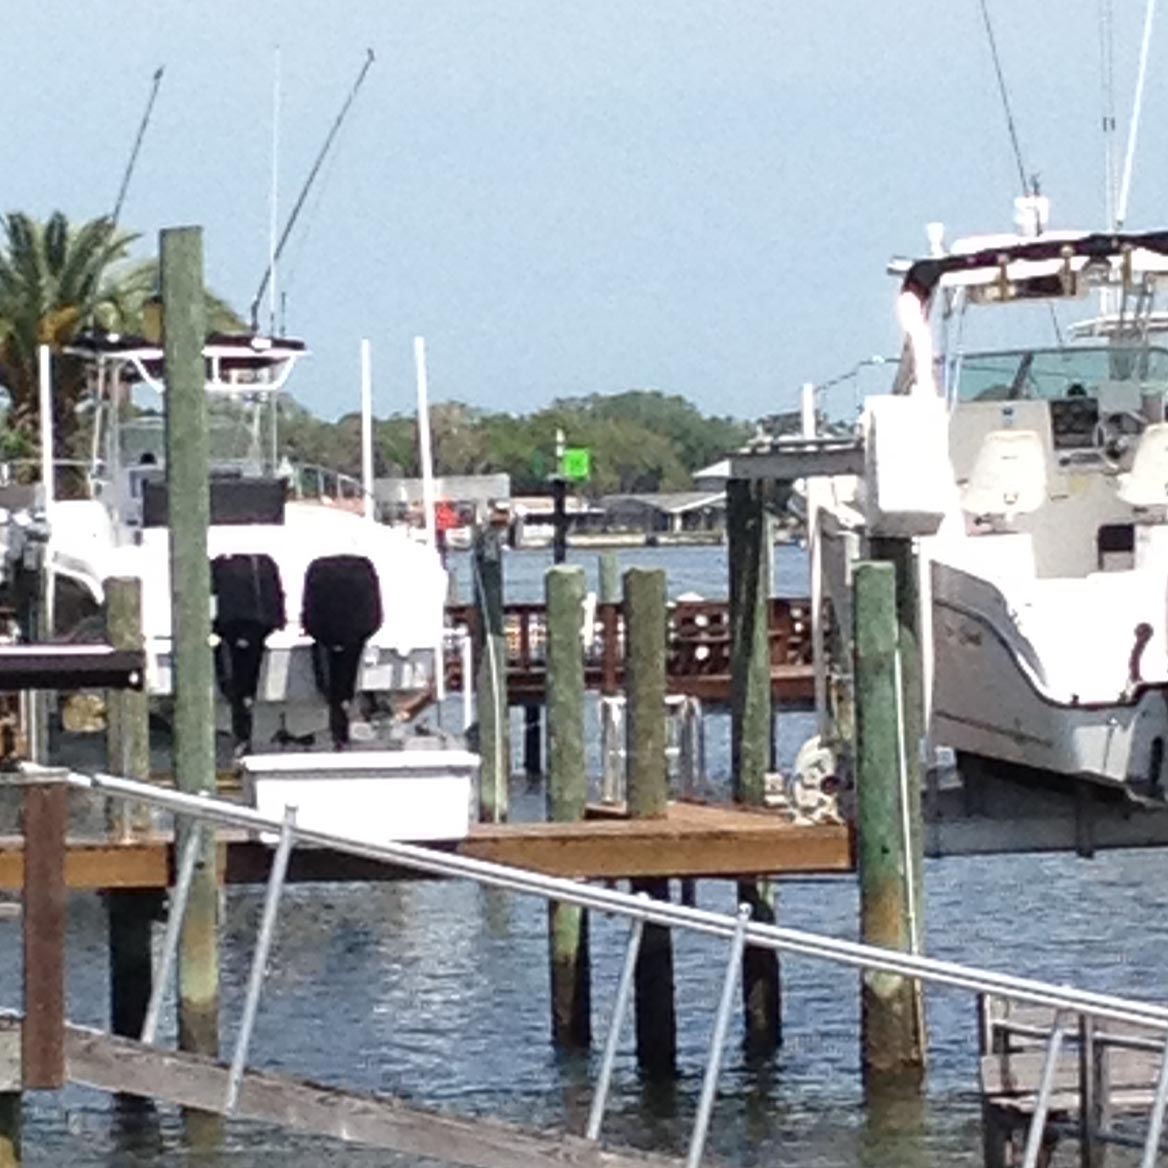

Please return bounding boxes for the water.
[5,545,1167,1166]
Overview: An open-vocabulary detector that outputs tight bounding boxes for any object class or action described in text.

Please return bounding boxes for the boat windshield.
[953,345,1168,404]
[114,384,278,476]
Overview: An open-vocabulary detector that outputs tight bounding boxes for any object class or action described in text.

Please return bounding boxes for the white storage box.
[239,749,479,844]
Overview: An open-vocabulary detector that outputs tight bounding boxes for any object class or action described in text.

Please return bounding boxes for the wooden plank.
[0,840,170,892]
[462,814,853,879]
[61,1023,676,1168]
[981,1049,1163,1097]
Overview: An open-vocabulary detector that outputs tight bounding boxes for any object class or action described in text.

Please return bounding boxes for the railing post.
[161,226,221,1143]
[545,565,590,1048]
[473,523,509,821]
[728,478,781,1053]
[854,558,925,1087]
[624,567,676,1078]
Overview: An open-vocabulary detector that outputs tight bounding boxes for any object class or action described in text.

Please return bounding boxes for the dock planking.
[0,1015,678,1168]
[0,802,854,890]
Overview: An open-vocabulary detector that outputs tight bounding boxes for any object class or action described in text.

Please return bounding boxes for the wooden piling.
[161,228,221,1095]
[853,559,925,1085]
[598,553,622,802]
[544,565,590,1047]
[623,568,675,1077]
[105,576,150,836]
[22,783,66,1090]
[727,478,781,1053]
[522,705,542,777]
[473,523,509,821]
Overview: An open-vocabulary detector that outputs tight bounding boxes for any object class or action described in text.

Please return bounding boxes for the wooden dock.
[0,1014,677,1168]
[446,596,815,707]
[0,801,853,890]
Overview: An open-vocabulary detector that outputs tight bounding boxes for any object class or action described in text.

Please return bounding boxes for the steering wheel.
[1093,410,1146,466]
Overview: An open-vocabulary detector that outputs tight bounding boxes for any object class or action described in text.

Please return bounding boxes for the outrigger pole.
[250,48,376,332]
[111,66,165,227]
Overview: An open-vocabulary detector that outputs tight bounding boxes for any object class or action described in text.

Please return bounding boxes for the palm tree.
[0,211,242,459]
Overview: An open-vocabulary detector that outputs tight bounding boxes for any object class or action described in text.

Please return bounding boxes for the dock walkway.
[0,801,854,890]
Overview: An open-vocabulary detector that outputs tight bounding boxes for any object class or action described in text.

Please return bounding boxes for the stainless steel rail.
[13,764,1168,1166]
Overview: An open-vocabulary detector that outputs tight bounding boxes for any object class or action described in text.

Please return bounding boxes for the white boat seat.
[961,429,1046,520]
[1118,423,1168,507]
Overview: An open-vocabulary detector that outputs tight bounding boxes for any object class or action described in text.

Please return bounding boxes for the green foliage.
[0,211,244,454]
[284,389,751,495]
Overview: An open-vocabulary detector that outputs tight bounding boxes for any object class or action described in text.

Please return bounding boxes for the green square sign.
[561,447,591,482]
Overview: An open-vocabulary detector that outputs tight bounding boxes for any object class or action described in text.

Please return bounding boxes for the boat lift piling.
[727,480,782,1054]
[160,226,221,1137]
[545,565,591,1047]
[623,567,677,1077]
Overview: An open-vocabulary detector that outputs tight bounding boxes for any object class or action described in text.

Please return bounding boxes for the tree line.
[0,212,752,492]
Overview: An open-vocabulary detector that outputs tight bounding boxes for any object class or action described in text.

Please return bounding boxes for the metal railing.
[14,764,1168,1168]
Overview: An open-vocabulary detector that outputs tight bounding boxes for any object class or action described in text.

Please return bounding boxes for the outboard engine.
[211,554,286,755]
[301,555,383,748]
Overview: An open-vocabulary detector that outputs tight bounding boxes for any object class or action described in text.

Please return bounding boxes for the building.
[601,491,726,535]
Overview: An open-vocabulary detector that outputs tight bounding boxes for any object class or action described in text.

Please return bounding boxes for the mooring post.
[545,565,591,1047]
[853,558,925,1086]
[161,227,221,1123]
[727,478,781,1053]
[473,522,509,821]
[598,552,622,802]
[624,567,676,1077]
[22,781,67,1091]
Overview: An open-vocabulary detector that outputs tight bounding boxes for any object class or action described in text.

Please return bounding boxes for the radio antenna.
[250,48,375,332]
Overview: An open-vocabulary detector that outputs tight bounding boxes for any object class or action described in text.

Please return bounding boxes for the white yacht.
[29,332,449,762]
[817,208,1168,802]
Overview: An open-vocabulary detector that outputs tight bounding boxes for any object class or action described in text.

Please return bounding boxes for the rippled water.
[4,546,1166,1165]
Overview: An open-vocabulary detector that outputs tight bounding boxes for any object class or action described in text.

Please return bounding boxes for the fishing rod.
[111,66,165,226]
[250,47,376,333]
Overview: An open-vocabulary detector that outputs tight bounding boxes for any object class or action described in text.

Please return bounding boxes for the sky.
[3,2,1166,422]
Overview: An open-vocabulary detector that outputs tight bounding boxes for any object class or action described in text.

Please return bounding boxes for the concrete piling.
[545,565,590,1047]
[623,568,676,1077]
[161,227,221,1143]
[853,559,925,1086]
[728,479,781,1053]
[473,523,509,821]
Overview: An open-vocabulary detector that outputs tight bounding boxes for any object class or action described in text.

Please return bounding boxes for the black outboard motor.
[301,555,383,748]
[211,554,286,754]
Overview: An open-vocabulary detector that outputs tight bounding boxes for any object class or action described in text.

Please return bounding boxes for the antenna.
[267,47,282,336]
[111,66,165,226]
[1116,0,1158,229]
[1098,0,1118,227]
[250,48,376,332]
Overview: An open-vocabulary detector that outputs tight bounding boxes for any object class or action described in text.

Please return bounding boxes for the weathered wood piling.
[161,227,221,1137]
[727,479,781,1053]
[853,558,925,1085]
[623,567,676,1077]
[545,565,591,1047]
[598,552,623,803]
[473,523,509,821]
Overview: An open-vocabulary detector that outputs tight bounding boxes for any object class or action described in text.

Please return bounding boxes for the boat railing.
[286,462,371,515]
[11,763,1168,1168]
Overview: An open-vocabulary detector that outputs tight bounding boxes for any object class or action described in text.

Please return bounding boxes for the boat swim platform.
[0,1014,678,1168]
[0,801,855,891]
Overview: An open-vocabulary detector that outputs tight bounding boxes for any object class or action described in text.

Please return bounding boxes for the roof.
[602,491,725,515]
[899,229,1168,302]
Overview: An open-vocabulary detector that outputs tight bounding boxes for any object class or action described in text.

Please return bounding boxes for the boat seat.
[961,429,1046,521]
[1118,423,1168,507]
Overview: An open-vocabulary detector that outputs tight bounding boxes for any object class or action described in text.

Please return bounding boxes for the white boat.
[23,332,451,768]
[816,207,1168,802]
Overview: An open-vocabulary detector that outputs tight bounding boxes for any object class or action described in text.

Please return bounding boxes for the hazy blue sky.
[3,2,1164,420]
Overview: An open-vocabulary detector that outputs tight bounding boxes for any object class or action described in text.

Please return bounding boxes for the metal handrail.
[12,764,1168,1166]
